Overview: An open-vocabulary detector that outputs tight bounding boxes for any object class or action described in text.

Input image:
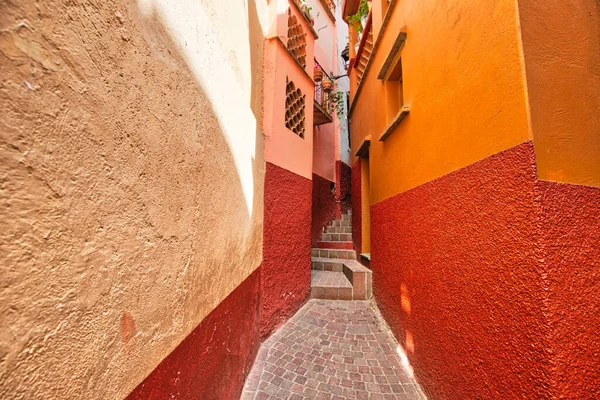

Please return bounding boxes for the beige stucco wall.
[0,0,266,398]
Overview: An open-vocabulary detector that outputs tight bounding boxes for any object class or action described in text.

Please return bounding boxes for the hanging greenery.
[347,0,370,33]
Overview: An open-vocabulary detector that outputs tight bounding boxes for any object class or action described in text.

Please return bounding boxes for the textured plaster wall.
[0,0,265,398]
[311,173,337,247]
[518,0,600,187]
[370,143,550,399]
[349,0,531,203]
[336,160,352,214]
[125,269,261,400]
[260,162,312,339]
[540,182,600,399]
[370,142,600,399]
[313,124,336,182]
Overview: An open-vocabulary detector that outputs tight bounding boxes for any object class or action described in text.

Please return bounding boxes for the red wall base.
[311,173,337,247]
[336,160,352,215]
[370,141,600,399]
[372,143,546,399]
[261,162,312,340]
[126,268,261,400]
[351,160,362,258]
[541,180,600,399]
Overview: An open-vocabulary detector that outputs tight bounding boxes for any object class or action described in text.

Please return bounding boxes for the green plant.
[324,90,345,120]
[347,0,369,33]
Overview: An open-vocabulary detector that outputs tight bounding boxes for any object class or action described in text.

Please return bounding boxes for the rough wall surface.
[351,160,362,258]
[518,0,600,187]
[0,0,265,398]
[261,162,312,339]
[125,269,261,400]
[336,160,352,215]
[371,143,552,399]
[311,173,337,246]
[540,181,600,399]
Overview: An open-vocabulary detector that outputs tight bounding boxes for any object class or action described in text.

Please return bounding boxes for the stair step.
[342,259,372,300]
[312,256,344,272]
[315,241,353,250]
[311,248,356,259]
[326,226,352,234]
[321,233,352,242]
[310,260,373,301]
[310,271,353,300]
[330,220,351,228]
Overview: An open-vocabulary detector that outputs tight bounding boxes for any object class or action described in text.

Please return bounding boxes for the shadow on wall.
[0,0,264,399]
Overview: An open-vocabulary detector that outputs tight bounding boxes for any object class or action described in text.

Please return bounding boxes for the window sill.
[379,105,410,141]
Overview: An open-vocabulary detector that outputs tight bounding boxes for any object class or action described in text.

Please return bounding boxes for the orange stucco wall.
[349,0,531,204]
[518,0,600,187]
[263,2,316,180]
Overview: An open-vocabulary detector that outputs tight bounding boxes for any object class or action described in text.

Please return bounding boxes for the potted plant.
[314,65,324,82]
[300,0,313,23]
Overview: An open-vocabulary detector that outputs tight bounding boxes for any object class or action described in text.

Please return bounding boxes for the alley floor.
[241,300,428,400]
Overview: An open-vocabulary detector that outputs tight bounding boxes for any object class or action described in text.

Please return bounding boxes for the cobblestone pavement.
[241,300,428,400]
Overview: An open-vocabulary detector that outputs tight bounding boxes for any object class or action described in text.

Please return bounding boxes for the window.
[287,9,307,69]
[285,78,306,138]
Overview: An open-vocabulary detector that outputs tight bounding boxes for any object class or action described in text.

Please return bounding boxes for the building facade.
[1,0,350,399]
[343,0,600,398]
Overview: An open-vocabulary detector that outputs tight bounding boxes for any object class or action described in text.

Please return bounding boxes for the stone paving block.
[241,300,428,399]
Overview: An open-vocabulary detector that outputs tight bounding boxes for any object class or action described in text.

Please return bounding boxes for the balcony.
[313,60,335,126]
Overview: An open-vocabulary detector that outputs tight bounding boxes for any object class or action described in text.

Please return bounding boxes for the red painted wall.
[336,160,352,214]
[311,173,337,246]
[126,268,261,400]
[371,143,551,399]
[261,162,312,339]
[541,181,600,399]
[351,160,362,258]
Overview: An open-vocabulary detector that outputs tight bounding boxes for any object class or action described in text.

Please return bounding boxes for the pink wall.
[313,123,337,181]
[263,2,316,179]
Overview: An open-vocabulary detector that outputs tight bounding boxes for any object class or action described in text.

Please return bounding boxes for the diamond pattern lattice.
[287,9,307,68]
[285,79,306,138]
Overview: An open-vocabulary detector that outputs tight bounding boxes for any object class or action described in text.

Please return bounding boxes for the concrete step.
[321,232,352,242]
[311,248,356,259]
[326,226,352,234]
[310,271,353,300]
[315,241,353,250]
[311,257,344,272]
[310,259,372,300]
[342,259,372,300]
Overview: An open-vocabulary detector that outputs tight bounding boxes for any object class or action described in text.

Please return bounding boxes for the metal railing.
[314,59,334,117]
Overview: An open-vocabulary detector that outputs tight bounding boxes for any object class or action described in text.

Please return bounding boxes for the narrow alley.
[2,0,599,399]
[242,300,427,400]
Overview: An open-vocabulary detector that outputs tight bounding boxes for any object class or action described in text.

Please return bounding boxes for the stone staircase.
[310,211,372,300]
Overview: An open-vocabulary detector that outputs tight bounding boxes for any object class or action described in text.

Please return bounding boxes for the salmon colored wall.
[349,0,531,204]
[313,124,337,181]
[310,0,336,75]
[263,4,316,180]
[517,0,600,187]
